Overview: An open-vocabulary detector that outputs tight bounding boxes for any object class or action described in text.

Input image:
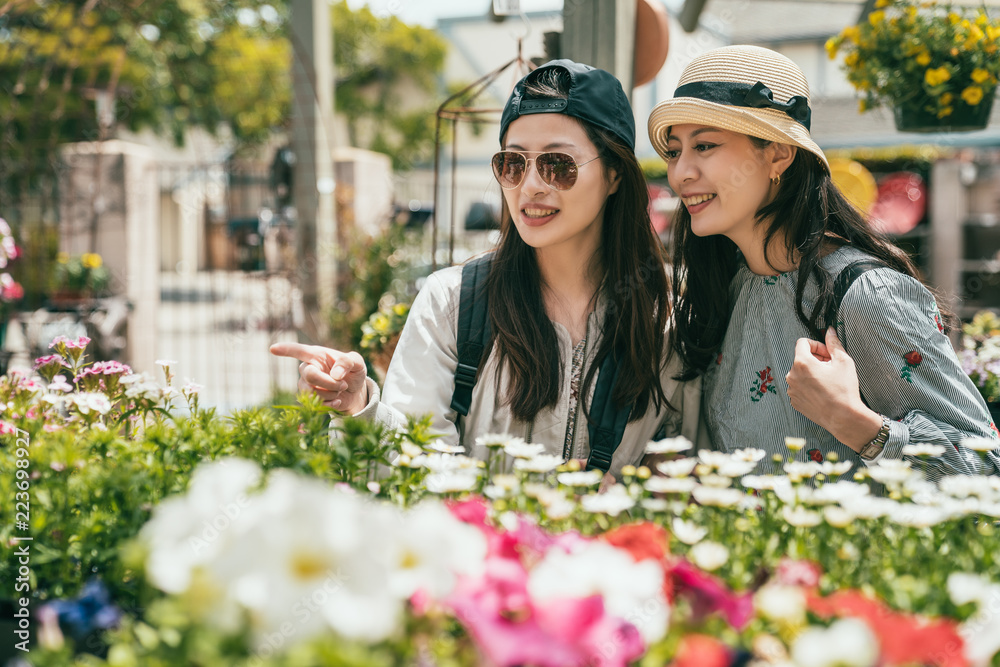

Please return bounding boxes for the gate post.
[57,140,159,374]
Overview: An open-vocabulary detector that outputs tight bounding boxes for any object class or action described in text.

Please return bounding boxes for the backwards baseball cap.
[499,59,635,151]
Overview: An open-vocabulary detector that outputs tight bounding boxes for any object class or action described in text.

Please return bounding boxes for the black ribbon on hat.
[673,80,811,130]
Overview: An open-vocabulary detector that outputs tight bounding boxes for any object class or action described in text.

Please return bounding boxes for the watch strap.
[859,414,891,460]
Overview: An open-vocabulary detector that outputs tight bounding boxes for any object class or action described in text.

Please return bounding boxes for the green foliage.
[331,1,447,170]
[0,0,291,197]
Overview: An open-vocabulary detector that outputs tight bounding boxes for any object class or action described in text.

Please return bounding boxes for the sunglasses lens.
[492,152,526,188]
[537,153,579,190]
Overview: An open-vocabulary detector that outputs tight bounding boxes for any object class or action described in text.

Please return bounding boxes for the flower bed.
[2,338,1000,666]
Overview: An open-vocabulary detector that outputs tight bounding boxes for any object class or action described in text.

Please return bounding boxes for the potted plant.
[960,309,1000,423]
[359,299,410,383]
[49,252,110,309]
[827,0,1000,132]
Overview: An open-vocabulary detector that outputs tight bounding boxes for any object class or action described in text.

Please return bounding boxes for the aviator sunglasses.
[491,151,599,191]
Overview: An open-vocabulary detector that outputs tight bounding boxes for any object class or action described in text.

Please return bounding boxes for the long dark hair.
[486,67,670,423]
[671,137,937,380]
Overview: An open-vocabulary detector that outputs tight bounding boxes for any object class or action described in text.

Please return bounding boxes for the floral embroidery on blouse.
[991,421,999,439]
[901,350,923,383]
[808,448,824,463]
[750,367,778,402]
[763,276,778,285]
[562,337,588,460]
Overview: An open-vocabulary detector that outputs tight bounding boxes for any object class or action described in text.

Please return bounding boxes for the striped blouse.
[703,245,1000,482]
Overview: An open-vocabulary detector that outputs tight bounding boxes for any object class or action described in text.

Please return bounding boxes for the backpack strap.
[585,345,633,473]
[451,255,493,417]
[450,253,632,473]
[826,259,886,330]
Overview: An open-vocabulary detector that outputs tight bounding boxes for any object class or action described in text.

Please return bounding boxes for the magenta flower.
[670,559,754,630]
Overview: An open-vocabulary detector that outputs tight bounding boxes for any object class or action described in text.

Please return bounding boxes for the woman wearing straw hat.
[648,44,999,479]
[272,59,705,481]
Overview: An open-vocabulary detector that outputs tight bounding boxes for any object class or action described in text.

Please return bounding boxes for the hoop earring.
[771,174,781,186]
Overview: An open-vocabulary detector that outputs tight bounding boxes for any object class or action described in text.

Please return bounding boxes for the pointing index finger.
[269,342,327,364]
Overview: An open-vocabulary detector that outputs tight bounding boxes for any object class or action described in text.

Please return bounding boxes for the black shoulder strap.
[451,255,492,417]
[826,259,886,330]
[585,345,633,474]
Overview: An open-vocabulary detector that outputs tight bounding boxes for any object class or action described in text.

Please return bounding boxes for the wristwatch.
[859,414,891,460]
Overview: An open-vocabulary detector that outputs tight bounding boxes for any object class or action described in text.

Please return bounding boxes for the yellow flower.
[844,52,859,67]
[875,0,891,7]
[948,11,961,25]
[962,85,985,106]
[937,106,954,118]
[82,253,102,269]
[371,313,391,334]
[858,99,869,113]
[841,25,860,43]
[825,37,839,59]
[392,303,408,317]
[940,92,954,105]
[925,66,951,87]
[916,51,931,66]
[57,252,69,264]
[972,68,991,84]
[987,25,1000,40]
[868,10,885,26]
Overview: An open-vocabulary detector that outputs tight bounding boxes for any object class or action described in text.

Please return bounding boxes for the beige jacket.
[353,265,707,479]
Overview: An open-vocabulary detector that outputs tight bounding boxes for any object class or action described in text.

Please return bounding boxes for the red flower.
[904,350,923,366]
[671,634,731,667]
[806,590,968,667]
[603,522,673,601]
[808,448,824,463]
[991,422,1000,439]
[775,558,823,588]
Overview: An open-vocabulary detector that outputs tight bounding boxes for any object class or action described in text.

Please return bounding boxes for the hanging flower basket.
[827,0,1000,134]
[894,93,995,132]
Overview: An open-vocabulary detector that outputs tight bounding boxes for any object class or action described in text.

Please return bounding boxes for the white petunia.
[557,470,604,487]
[581,484,636,516]
[689,541,728,571]
[514,454,565,473]
[503,439,547,459]
[645,476,697,494]
[902,443,947,457]
[645,436,693,455]
[782,505,822,528]
[948,573,1000,667]
[671,518,707,545]
[790,618,879,667]
[655,458,699,478]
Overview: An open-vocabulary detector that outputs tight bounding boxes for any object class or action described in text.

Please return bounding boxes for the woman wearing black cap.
[271,60,704,481]
[648,45,998,479]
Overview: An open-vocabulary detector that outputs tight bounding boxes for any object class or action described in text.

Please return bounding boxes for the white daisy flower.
[655,458,699,477]
[580,484,635,516]
[730,447,767,462]
[556,470,604,487]
[691,486,744,508]
[475,433,515,449]
[514,454,564,473]
[782,505,822,528]
[961,436,999,453]
[424,472,479,494]
[902,443,947,457]
[644,436,693,455]
[503,439,546,459]
[644,477,697,494]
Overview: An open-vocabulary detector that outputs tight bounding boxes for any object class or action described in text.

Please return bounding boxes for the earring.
[771,174,781,186]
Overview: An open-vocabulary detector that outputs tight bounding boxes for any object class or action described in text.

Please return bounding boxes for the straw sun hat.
[648,45,830,173]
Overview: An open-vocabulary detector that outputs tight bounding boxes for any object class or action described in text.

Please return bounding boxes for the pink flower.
[669,559,754,630]
[0,420,17,434]
[67,336,91,349]
[775,558,823,588]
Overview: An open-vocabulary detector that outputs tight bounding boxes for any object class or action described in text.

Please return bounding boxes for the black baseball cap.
[499,59,635,151]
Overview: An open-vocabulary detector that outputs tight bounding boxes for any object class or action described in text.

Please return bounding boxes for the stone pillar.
[291,0,338,343]
[57,140,159,374]
[562,0,636,93]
